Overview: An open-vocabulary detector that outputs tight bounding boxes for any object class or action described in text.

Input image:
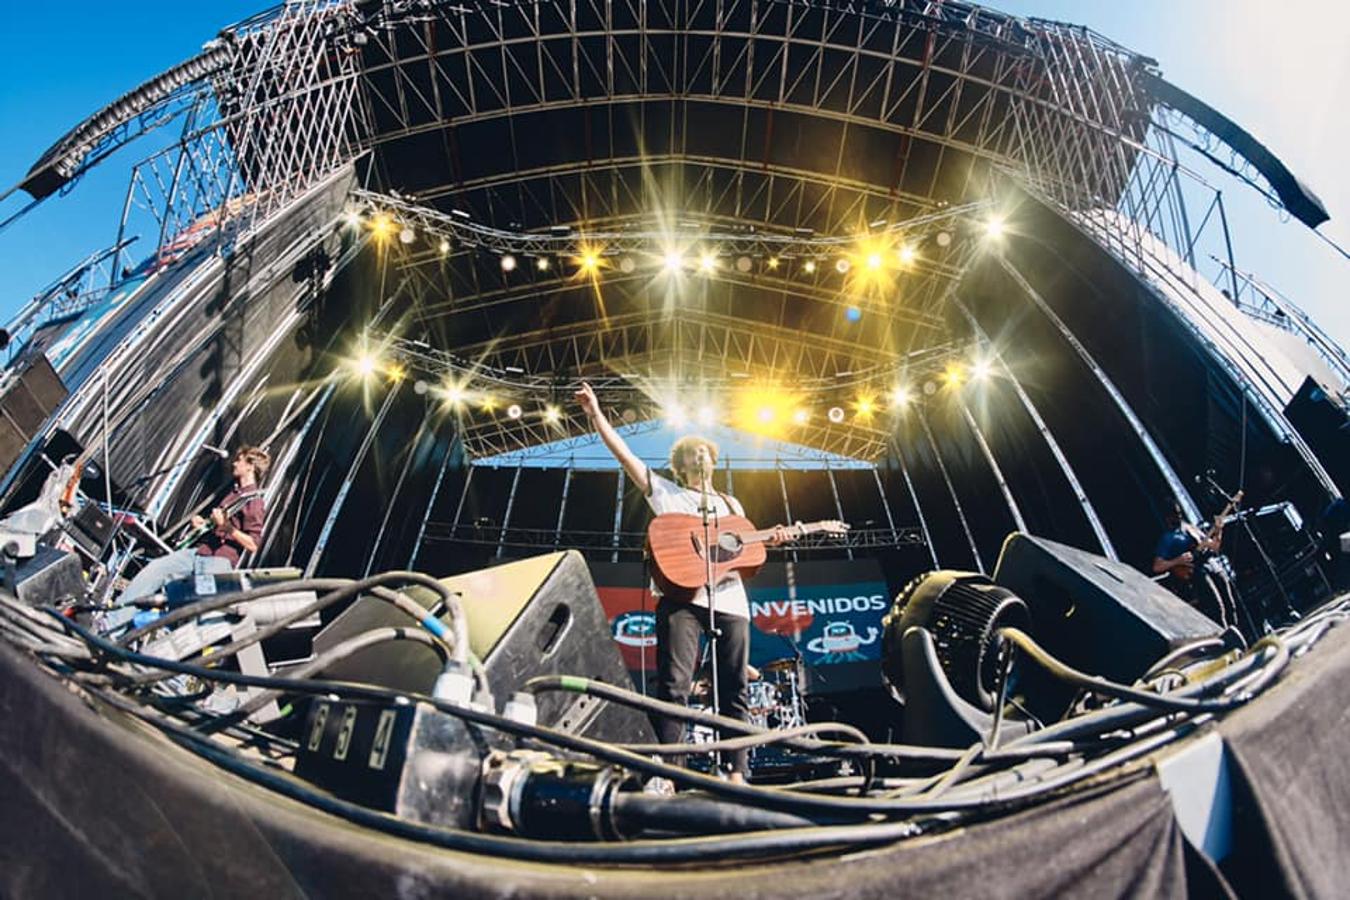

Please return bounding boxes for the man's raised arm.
[574,382,650,495]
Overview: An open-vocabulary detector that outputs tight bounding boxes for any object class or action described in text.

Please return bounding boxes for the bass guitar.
[175,490,263,551]
[1175,490,1243,582]
[646,513,849,597]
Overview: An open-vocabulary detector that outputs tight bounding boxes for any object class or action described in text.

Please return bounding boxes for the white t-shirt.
[645,470,751,619]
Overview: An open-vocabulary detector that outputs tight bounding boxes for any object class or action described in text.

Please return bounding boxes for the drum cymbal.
[761,657,801,674]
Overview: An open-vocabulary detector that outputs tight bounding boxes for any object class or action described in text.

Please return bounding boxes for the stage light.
[696,405,716,426]
[827,406,845,424]
[699,251,718,273]
[984,216,1006,239]
[398,227,416,245]
[576,248,603,276]
[802,259,817,274]
[413,379,430,396]
[341,208,361,228]
[898,244,916,265]
[792,408,809,425]
[479,395,498,412]
[767,257,780,270]
[501,254,517,272]
[757,406,775,424]
[536,256,550,271]
[855,396,876,418]
[972,358,994,380]
[438,239,451,255]
[889,386,911,407]
[354,352,378,378]
[370,213,394,238]
[835,257,851,274]
[619,255,636,274]
[507,404,523,420]
[621,406,638,424]
[943,363,966,387]
[666,404,688,427]
[846,306,862,322]
[735,256,753,273]
[935,231,952,247]
[543,404,561,423]
[444,383,467,408]
[923,380,937,396]
[386,363,407,383]
[865,252,884,271]
[663,250,684,272]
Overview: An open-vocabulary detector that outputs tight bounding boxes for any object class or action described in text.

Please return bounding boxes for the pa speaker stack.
[313,551,655,744]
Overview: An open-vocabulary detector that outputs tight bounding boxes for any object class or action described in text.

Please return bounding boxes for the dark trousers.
[654,598,751,774]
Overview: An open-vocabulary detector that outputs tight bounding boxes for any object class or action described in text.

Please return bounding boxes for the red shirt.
[195,487,265,566]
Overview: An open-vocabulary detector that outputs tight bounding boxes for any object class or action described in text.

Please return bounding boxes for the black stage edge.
[6,616,1350,897]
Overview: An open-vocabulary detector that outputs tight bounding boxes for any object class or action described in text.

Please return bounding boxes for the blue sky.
[0,1,1345,347]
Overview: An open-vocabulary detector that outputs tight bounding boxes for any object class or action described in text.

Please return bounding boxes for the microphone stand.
[1206,474,1284,636]
[698,459,723,774]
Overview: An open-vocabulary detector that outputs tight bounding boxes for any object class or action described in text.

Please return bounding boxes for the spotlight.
[889,386,911,407]
[835,258,851,274]
[827,406,845,424]
[501,254,517,272]
[536,256,551,271]
[767,257,780,270]
[923,381,937,396]
[845,306,862,322]
[802,260,817,274]
[898,245,916,265]
[984,217,1006,239]
[413,379,429,396]
[341,208,361,228]
[621,407,638,424]
[444,383,467,408]
[735,256,753,273]
[972,358,994,380]
[480,395,498,412]
[792,408,809,425]
[578,250,602,275]
[856,397,876,418]
[935,231,952,248]
[438,239,451,255]
[699,251,718,273]
[507,404,523,420]
[757,406,775,424]
[619,256,636,274]
[663,250,684,272]
[544,405,562,423]
[398,227,416,245]
[355,353,378,377]
[370,213,394,238]
[865,252,883,271]
[943,363,966,387]
[386,363,407,383]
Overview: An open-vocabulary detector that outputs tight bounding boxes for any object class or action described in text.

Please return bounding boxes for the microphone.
[695,445,712,477]
[201,444,230,459]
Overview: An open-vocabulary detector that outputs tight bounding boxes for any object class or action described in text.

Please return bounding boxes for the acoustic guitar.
[646,513,849,597]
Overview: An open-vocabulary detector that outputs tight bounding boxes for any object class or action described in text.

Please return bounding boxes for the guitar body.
[646,513,767,597]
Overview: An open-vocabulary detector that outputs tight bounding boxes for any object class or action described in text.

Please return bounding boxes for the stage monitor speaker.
[314,551,655,744]
[0,355,68,478]
[992,533,1220,688]
[4,545,84,606]
[1284,376,1349,495]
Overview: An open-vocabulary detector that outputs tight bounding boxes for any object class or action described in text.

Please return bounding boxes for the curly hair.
[668,435,718,486]
[234,445,271,483]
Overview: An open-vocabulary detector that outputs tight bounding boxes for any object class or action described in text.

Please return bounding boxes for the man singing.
[118,445,269,606]
[575,383,784,782]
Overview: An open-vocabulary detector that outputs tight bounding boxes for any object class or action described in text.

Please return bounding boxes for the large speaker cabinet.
[314,551,654,743]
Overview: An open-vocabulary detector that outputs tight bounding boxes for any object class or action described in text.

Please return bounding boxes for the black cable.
[621,722,870,756]
[51,612,1144,819]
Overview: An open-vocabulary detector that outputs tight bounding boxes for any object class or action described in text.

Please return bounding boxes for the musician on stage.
[1152,499,1235,626]
[117,445,269,606]
[575,383,785,783]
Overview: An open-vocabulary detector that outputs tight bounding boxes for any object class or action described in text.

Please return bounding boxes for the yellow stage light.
[355,353,378,377]
[536,256,550,271]
[889,386,911,407]
[575,246,604,276]
[663,250,684,272]
[444,383,467,407]
[438,239,451,255]
[757,406,775,424]
[943,363,966,387]
[767,257,780,271]
[835,258,851,274]
[855,396,876,418]
[699,251,718,273]
[544,405,561,423]
[866,252,883,271]
[479,395,497,412]
[898,244,916,265]
[792,408,809,425]
[370,213,394,238]
[803,260,817,274]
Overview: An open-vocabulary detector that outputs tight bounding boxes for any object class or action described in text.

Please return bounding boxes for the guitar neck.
[739,521,832,544]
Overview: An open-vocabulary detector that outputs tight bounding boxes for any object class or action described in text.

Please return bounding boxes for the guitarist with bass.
[575,383,848,783]
[1152,492,1241,628]
[117,445,269,607]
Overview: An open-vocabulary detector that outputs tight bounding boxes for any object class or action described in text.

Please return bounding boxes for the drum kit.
[686,656,811,771]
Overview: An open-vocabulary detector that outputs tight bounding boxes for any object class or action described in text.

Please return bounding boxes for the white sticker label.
[333,706,358,761]
[368,709,398,771]
[307,704,330,752]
